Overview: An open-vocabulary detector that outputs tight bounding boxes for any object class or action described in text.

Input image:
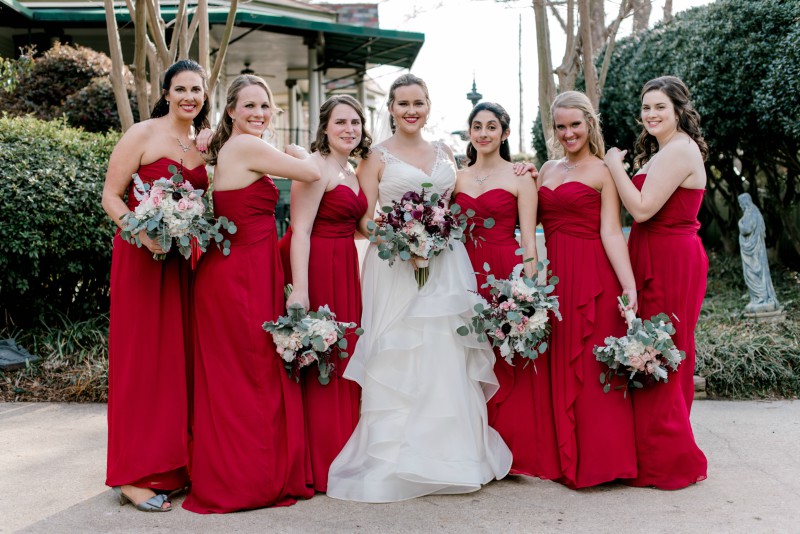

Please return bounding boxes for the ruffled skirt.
[327,241,512,502]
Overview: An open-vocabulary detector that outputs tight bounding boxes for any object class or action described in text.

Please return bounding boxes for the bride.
[326,74,512,503]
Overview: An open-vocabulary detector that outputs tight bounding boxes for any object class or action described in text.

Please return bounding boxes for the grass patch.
[0,314,108,402]
[696,252,800,399]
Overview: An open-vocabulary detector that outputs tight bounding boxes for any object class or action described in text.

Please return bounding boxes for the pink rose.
[177,198,191,211]
[629,355,646,372]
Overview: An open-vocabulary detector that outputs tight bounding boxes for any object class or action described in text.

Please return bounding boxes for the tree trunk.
[104,0,135,132]
[631,0,652,33]
[209,0,239,95]
[590,0,605,49]
[664,0,673,23]
[533,0,556,158]
[133,0,150,121]
[578,0,599,109]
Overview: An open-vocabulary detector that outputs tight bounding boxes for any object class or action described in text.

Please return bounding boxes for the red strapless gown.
[624,174,707,489]
[106,158,207,490]
[278,185,367,492]
[538,182,637,488]
[455,189,560,480]
[184,177,314,513]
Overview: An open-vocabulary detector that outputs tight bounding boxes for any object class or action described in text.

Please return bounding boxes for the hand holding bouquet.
[263,301,364,385]
[593,295,685,395]
[120,164,236,260]
[458,261,561,365]
[366,184,470,288]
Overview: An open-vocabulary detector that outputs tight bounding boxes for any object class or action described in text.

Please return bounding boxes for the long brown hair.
[151,59,210,132]
[633,76,708,169]
[465,101,511,166]
[310,95,372,160]
[205,75,278,166]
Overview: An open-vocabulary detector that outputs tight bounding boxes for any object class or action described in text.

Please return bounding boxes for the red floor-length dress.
[625,174,708,490]
[106,158,207,491]
[454,189,560,480]
[184,176,314,514]
[537,182,637,489]
[278,184,367,492]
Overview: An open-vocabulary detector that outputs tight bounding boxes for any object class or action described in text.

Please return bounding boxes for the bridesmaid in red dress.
[278,95,369,492]
[537,91,638,489]
[604,76,708,490]
[101,60,210,511]
[183,75,320,514]
[452,102,559,480]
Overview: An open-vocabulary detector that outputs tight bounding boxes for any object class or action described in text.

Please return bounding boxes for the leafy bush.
[1,42,135,132]
[0,115,119,326]
[62,76,139,133]
[4,42,112,120]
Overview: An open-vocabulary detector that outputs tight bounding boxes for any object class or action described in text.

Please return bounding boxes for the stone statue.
[737,193,780,315]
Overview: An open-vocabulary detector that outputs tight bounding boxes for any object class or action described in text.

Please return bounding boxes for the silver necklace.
[561,158,579,172]
[474,173,490,185]
[332,156,354,177]
[176,137,192,153]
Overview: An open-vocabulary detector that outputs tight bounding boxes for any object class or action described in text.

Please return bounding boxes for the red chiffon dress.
[278,184,367,492]
[106,158,207,491]
[537,182,637,489]
[624,174,708,490]
[183,176,314,514]
[454,189,560,480]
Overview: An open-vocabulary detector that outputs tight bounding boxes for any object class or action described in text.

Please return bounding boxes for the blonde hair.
[547,90,605,159]
[205,75,281,166]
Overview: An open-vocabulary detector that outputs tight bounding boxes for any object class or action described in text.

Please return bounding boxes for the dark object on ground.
[0,339,40,370]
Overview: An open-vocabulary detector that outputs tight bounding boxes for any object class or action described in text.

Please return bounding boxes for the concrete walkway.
[1,400,798,533]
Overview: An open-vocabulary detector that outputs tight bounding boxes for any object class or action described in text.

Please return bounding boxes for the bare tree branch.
[598,0,630,99]
[144,0,170,66]
[533,0,557,158]
[209,0,239,95]
[133,0,150,120]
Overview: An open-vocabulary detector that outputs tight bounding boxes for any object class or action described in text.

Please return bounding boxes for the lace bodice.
[375,142,456,207]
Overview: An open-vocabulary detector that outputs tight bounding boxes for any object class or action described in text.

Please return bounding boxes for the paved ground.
[1,400,798,533]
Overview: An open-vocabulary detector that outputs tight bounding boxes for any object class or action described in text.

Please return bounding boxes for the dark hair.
[205,74,277,166]
[387,73,430,134]
[311,95,372,160]
[150,59,210,132]
[548,90,605,159]
[633,76,708,169]
[465,101,511,166]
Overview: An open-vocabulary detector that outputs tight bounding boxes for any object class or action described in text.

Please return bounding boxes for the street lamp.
[466,76,482,107]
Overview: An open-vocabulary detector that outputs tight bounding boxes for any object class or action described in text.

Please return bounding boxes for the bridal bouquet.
[457,261,561,365]
[120,163,237,260]
[366,184,467,288]
[263,300,364,385]
[593,296,685,395]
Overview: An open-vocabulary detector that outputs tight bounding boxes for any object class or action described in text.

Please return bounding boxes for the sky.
[331,0,714,154]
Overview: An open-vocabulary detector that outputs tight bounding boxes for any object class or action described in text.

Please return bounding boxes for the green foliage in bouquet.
[263,302,364,385]
[119,164,236,260]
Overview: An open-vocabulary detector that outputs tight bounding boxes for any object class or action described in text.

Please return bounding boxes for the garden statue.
[737,193,781,316]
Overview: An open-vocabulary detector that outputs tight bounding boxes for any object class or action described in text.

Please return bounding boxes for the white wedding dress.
[327,143,512,503]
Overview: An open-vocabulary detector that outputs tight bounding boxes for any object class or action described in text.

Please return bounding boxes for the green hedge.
[0,115,119,326]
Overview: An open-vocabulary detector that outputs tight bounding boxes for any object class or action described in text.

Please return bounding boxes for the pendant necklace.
[176,137,192,153]
[332,156,354,177]
[561,158,579,172]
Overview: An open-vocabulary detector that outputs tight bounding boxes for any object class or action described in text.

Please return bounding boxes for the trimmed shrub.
[5,42,112,120]
[0,115,119,326]
[62,76,139,133]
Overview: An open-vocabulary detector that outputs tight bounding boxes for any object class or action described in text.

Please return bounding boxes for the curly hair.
[547,90,605,159]
[633,76,708,170]
[205,75,279,167]
[150,59,210,132]
[310,95,372,160]
[465,101,511,166]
